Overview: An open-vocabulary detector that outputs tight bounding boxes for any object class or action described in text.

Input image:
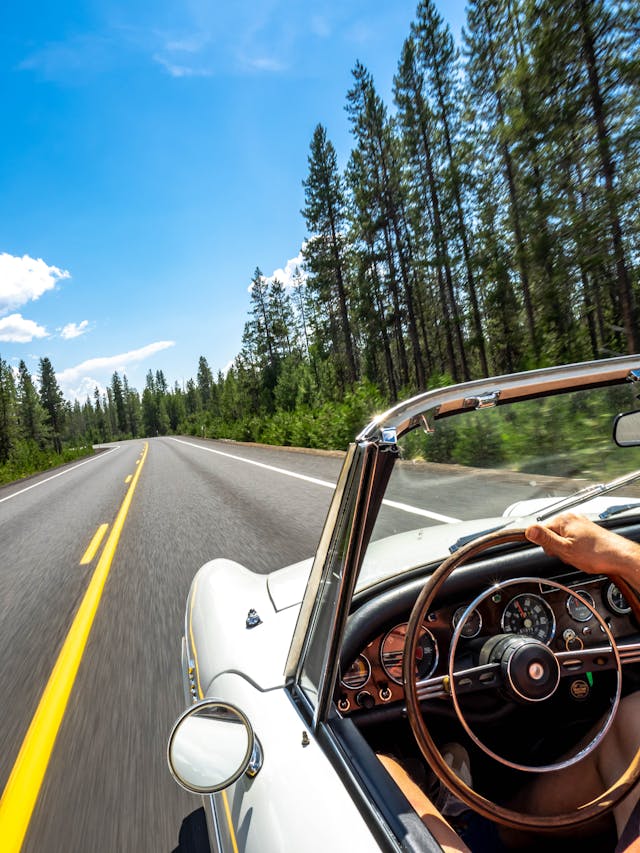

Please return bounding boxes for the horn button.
[481,634,560,702]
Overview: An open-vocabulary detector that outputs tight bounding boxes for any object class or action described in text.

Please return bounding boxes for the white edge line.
[169,438,335,488]
[169,438,460,524]
[381,498,460,524]
[0,447,119,505]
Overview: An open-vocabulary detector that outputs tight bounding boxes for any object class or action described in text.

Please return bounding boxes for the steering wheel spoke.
[416,662,503,702]
[556,645,619,677]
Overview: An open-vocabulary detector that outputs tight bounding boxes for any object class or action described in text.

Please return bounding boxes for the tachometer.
[381,623,438,685]
[501,593,555,644]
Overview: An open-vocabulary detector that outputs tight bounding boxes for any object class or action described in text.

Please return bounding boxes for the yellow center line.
[79,523,109,565]
[125,475,132,484]
[0,441,149,853]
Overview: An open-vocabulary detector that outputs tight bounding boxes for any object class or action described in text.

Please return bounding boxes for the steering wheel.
[403,528,640,831]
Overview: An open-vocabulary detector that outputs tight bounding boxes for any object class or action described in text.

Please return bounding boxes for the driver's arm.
[525,512,640,583]
[377,755,470,853]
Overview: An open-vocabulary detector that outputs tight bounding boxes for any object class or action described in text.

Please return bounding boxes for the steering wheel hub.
[480,634,560,702]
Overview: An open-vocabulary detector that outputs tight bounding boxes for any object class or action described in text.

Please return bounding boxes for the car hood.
[267,495,640,611]
[267,516,507,611]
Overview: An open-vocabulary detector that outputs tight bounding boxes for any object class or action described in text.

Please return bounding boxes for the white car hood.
[267,517,507,611]
[267,495,640,611]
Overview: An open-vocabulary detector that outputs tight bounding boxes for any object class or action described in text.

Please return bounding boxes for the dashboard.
[337,571,638,716]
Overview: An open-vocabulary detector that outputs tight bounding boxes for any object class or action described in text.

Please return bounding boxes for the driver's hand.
[525,512,640,580]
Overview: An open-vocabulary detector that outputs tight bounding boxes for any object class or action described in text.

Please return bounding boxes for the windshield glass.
[359,382,640,591]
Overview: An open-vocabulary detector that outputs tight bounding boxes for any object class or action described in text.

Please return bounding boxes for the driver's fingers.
[525,524,568,557]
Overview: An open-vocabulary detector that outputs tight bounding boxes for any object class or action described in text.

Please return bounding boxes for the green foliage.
[0,440,94,486]
[400,386,639,479]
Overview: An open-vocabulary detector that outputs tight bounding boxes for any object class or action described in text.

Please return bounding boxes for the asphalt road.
[0,436,552,852]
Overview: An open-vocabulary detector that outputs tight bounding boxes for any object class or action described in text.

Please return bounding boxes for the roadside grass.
[0,443,94,487]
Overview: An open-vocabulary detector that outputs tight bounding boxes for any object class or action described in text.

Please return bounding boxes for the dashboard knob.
[356,691,375,709]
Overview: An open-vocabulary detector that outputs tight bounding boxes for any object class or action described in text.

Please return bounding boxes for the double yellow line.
[0,442,148,852]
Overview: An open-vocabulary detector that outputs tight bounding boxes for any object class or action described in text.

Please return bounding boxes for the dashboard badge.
[569,679,590,700]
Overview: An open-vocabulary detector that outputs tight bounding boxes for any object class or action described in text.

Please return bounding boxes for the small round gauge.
[341,655,371,690]
[606,582,632,615]
[501,593,556,644]
[452,606,483,639]
[381,623,439,685]
[566,590,595,622]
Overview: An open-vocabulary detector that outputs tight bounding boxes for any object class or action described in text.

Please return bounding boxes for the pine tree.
[0,356,17,464]
[302,124,358,386]
[412,0,489,375]
[111,372,128,436]
[39,357,65,454]
[17,360,47,446]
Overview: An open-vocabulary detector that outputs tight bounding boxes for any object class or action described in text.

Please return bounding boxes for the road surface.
[0,436,547,851]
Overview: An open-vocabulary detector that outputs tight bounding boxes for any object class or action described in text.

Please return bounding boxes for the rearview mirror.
[167,700,261,793]
[614,411,640,447]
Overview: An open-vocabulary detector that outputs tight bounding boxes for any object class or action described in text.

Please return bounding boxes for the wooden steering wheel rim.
[403,527,640,831]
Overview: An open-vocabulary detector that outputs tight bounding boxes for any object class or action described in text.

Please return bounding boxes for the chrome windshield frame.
[359,355,640,442]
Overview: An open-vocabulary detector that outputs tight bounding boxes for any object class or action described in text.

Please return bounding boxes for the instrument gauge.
[606,582,632,615]
[501,593,555,644]
[341,655,371,690]
[566,590,595,622]
[381,623,438,685]
[452,606,483,639]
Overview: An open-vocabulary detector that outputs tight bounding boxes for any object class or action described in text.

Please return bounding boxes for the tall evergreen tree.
[0,357,17,464]
[17,360,47,445]
[111,372,128,435]
[412,0,489,375]
[39,357,65,453]
[302,124,358,386]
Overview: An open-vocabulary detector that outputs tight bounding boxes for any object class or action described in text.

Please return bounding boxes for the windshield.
[359,382,640,591]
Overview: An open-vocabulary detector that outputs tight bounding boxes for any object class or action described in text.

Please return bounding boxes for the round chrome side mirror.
[167,699,261,794]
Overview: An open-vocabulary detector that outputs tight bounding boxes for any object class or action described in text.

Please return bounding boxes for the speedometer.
[501,593,555,644]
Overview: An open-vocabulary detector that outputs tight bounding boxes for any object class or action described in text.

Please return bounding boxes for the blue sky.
[0,0,467,401]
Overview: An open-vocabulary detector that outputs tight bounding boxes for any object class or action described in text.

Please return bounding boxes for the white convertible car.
[168,356,640,852]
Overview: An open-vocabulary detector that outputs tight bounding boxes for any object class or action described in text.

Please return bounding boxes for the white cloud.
[58,340,175,399]
[66,376,107,402]
[165,34,210,53]
[153,53,212,77]
[264,247,307,289]
[0,313,48,343]
[60,320,90,340]
[242,55,286,72]
[0,253,70,316]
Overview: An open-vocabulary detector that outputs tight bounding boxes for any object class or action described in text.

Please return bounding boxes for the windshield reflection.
[359,384,640,591]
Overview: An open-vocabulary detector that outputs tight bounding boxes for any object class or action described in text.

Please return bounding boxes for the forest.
[1,0,638,483]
